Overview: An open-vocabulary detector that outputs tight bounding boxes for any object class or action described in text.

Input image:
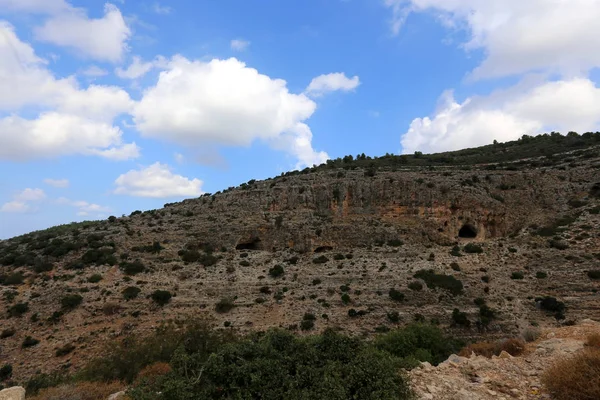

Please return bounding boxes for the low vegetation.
[542,342,600,400]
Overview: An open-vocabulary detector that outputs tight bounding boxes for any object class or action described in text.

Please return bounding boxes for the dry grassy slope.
[0,151,599,382]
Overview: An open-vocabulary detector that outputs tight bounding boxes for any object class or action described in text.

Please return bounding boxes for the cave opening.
[458,224,478,239]
[236,238,262,251]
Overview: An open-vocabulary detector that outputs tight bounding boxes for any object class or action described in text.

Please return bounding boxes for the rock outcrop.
[0,387,25,400]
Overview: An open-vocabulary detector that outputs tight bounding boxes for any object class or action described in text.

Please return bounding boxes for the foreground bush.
[79,321,230,383]
[129,329,413,400]
[542,348,600,400]
[374,323,463,367]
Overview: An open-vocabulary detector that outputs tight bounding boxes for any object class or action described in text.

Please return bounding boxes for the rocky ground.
[1,142,599,382]
[410,319,600,399]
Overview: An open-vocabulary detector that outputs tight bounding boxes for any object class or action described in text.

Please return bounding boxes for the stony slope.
[1,137,600,382]
[410,319,600,400]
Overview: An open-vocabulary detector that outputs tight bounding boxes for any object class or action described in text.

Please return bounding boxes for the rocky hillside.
[1,133,600,383]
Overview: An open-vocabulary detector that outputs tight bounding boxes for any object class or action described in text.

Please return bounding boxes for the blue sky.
[1,0,600,238]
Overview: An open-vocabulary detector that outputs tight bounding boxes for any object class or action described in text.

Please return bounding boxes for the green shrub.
[88,274,103,283]
[587,270,600,280]
[215,298,235,313]
[123,286,141,300]
[7,302,29,317]
[389,288,405,302]
[120,260,145,275]
[414,270,463,296]
[0,328,16,339]
[129,328,413,400]
[452,309,470,327]
[333,290,348,303]
[450,262,461,271]
[313,255,329,264]
[61,294,83,310]
[151,290,172,306]
[463,243,483,254]
[374,323,462,367]
[478,305,497,327]
[22,336,40,348]
[0,272,24,286]
[55,343,76,357]
[536,271,548,279]
[537,296,566,319]
[450,246,462,257]
[268,265,285,278]
[387,311,400,323]
[511,272,525,280]
[408,281,423,291]
[81,249,117,266]
[0,364,12,381]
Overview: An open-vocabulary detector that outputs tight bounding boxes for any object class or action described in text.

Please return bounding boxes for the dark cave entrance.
[458,224,478,239]
[236,238,262,251]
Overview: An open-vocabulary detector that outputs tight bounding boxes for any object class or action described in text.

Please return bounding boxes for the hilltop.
[1,132,600,390]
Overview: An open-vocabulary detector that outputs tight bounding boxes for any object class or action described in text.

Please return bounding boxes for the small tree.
[151,290,172,306]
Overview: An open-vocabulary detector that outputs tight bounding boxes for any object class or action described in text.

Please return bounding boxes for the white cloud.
[0,22,138,161]
[230,39,250,51]
[401,78,600,154]
[34,3,131,63]
[0,201,30,213]
[0,0,70,14]
[114,162,203,198]
[152,2,172,15]
[81,65,108,77]
[174,152,185,164]
[305,72,360,97]
[15,188,46,201]
[385,0,600,80]
[133,56,328,167]
[0,113,137,161]
[44,178,69,188]
[57,197,111,215]
[1,188,46,213]
[115,55,167,79]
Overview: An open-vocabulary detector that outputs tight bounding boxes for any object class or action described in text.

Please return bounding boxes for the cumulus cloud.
[385,0,600,80]
[0,201,30,213]
[114,162,203,198]
[305,72,360,97]
[1,188,46,213]
[44,178,69,188]
[401,78,600,154]
[34,3,131,63]
[230,39,250,51]
[0,22,138,161]
[133,57,328,167]
[57,197,111,216]
[115,55,167,79]
[0,0,70,14]
[81,65,108,77]
[152,3,172,15]
[15,188,46,201]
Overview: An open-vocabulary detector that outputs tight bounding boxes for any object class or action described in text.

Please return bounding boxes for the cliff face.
[1,146,599,382]
[172,166,588,252]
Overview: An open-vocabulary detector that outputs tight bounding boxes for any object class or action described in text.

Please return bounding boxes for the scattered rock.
[107,391,127,400]
[0,387,25,400]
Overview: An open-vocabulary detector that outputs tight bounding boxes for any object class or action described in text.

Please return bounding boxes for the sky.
[1,0,600,239]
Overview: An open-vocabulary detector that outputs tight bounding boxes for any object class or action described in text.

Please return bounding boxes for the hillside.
[1,132,600,387]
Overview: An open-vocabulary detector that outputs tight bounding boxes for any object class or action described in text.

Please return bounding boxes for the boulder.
[0,387,25,400]
[108,392,127,400]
